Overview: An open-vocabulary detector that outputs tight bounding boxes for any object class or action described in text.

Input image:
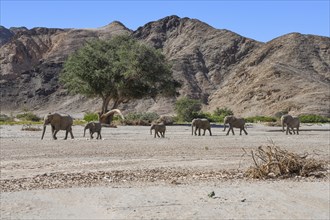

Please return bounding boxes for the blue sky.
[1,0,329,42]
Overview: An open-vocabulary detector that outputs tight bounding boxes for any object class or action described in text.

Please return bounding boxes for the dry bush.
[21,124,42,131]
[245,145,327,179]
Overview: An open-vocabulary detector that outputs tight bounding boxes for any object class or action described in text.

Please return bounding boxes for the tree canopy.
[60,34,181,114]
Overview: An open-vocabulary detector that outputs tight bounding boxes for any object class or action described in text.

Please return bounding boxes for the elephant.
[98,109,125,126]
[281,114,300,135]
[191,118,212,136]
[223,115,248,135]
[84,121,102,139]
[41,113,74,140]
[150,123,166,138]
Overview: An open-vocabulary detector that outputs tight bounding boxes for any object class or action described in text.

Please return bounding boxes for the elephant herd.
[40,112,300,140]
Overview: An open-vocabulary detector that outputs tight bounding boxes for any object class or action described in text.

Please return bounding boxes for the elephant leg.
[90,131,93,139]
[296,127,299,135]
[198,128,201,136]
[162,132,165,138]
[208,128,212,136]
[202,129,206,136]
[231,127,235,135]
[291,127,296,134]
[51,126,55,135]
[240,129,242,135]
[68,127,74,139]
[194,127,197,136]
[243,128,248,135]
[286,125,289,135]
[64,130,69,140]
[53,130,59,140]
[226,127,234,135]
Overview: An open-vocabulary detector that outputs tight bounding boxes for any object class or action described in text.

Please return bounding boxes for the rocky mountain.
[1,15,329,117]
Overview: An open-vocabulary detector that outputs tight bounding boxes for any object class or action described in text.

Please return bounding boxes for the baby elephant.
[84,122,102,139]
[150,123,166,138]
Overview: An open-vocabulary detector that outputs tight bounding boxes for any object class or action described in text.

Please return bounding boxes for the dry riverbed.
[0,123,329,219]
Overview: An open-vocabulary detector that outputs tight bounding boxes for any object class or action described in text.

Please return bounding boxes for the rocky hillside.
[1,16,329,117]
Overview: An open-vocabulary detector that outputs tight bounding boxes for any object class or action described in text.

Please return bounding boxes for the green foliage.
[192,111,211,119]
[16,112,41,122]
[299,114,329,123]
[83,112,99,122]
[245,116,277,123]
[208,115,225,123]
[73,120,86,126]
[213,107,233,117]
[124,112,160,125]
[60,34,180,113]
[190,111,221,122]
[0,114,11,122]
[125,112,159,122]
[174,97,202,122]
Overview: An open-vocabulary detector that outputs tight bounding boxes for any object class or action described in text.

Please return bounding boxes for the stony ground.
[0,123,329,219]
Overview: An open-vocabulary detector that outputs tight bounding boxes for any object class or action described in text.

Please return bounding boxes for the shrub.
[83,112,99,122]
[140,112,160,122]
[174,97,202,122]
[245,116,277,123]
[213,107,233,117]
[124,112,160,125]
[16,112,41,122]
[192,111,211,120]
[0,114,11,122]
[209,115,225,123]
[299,114,329,123]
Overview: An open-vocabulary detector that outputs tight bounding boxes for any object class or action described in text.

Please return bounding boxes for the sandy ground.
[0,123,329,219]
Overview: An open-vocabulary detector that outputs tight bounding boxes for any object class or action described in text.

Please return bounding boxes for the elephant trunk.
[191,124,194,135]
[41,125,46,140]
[150,127,153,135]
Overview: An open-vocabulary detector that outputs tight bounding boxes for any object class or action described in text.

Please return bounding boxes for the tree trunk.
[101,96,112,114]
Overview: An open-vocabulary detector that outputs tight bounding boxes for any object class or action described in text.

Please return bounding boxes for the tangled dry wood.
[21,124,42,131]
[245,145,327,179]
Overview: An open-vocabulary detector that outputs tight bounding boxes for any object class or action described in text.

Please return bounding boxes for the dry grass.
[245,145,327,179]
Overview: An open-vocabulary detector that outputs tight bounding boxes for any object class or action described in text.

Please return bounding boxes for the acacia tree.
[60,34,180,116]
[174,97,202,122]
